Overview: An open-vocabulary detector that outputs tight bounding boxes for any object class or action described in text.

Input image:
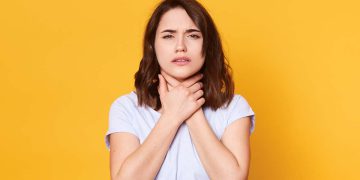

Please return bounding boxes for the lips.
[172,56,191,62]
[172,56,191,66]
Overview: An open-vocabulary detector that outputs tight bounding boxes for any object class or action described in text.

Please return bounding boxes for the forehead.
[157,7,198,31]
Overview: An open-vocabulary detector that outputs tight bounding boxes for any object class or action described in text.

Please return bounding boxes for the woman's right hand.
[157,73,205,125]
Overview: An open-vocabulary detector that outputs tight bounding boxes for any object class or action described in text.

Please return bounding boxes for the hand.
[157,73,205,125]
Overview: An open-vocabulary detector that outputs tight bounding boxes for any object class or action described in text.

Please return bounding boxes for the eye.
[162,35,173,39]
[189,34,201,39]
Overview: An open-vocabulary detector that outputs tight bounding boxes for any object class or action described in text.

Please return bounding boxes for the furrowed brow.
[160,28,201,33]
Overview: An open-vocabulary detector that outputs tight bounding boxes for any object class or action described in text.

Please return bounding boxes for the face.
[154,7,205,82]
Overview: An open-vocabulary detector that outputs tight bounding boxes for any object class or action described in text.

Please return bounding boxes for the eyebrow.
[160,29,201,33]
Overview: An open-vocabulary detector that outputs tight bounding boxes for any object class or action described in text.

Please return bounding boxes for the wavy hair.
[134,0,234,111]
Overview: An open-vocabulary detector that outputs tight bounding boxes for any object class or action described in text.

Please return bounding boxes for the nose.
[175,37,187,53]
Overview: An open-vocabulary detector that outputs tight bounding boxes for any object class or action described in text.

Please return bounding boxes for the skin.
[159,73,251,180]
[154,7,205,83]
[109,7,251,180]
[110,8,206,180]
[154,7,205,114]
[155,8,251,179]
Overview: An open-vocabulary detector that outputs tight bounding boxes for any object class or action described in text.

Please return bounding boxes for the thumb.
[158,74,168,96]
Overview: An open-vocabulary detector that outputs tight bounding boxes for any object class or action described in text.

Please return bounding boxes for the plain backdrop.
[0,0,359,179]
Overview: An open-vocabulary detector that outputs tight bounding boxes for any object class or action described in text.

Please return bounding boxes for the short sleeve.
[104,96,138,150]
[225,95,256,135]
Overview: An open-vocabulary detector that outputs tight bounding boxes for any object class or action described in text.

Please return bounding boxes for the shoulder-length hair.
[134,0,234,111]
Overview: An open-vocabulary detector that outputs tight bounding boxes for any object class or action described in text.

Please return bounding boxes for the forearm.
[186,110,244,180]
[115,114,181,180]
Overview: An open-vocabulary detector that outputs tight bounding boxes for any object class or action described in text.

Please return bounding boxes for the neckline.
[149,106,162,116]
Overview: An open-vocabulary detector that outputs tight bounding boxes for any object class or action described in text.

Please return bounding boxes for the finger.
[167,83,174,91]
[158,74,168,96]
[192,89,204,100]
[160,72,180,87]
[181,73,203,88]
[188,82,203,93]
[196,97,205,107]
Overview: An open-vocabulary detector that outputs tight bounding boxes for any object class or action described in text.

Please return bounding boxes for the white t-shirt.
[105,90,255,180]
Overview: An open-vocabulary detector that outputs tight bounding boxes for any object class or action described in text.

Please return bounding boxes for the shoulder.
[224,93,256,134]
[108,90,141,116]
[110,90,138,108]
[222,93,255,124]
[221,94,251,111]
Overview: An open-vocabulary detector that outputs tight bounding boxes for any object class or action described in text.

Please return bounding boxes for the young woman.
[105,0,256,179]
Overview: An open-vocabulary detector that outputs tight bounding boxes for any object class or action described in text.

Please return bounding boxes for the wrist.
[185,108,204,124]
[161,112,183,127]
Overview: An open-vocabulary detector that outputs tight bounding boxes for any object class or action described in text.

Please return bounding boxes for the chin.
[175,76,189,81]
[171,71,197,81]
[162,67,200,81]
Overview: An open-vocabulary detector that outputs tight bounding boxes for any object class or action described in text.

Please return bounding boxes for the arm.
[110,113,181,180]
[109,73,205,180]
[185,109,251,180]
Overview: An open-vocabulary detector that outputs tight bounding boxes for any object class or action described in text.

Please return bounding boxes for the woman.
[105,0,256,179]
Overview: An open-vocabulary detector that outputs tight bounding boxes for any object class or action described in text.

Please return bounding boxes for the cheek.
[189,40,203,54]
[192,44,204,60]
[154,42,171,67]
[154,41,165,58]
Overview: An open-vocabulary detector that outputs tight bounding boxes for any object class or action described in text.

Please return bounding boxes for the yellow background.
[1,0,359,179]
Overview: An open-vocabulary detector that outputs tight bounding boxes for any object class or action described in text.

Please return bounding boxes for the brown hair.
[134,0,234,111]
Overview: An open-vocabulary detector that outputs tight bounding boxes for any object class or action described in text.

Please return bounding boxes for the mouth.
[172,56,191,66]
